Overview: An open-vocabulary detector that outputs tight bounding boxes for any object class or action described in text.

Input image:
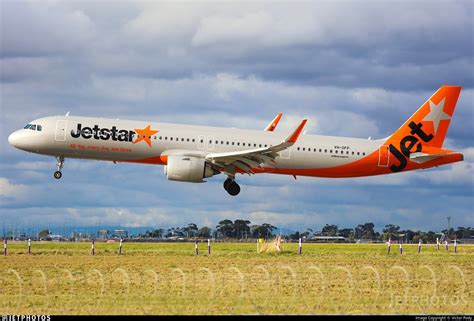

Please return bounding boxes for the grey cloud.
[1,1,96,58]
[3,1,472,89]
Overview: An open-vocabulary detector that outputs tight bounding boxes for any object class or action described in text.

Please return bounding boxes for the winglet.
[286,119,308,143]
[265,113,283,131]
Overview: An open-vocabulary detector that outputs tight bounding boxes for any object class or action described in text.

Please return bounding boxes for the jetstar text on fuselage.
[71,123,135,142]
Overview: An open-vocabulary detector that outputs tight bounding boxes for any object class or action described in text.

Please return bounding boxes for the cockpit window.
[24,123,42,131]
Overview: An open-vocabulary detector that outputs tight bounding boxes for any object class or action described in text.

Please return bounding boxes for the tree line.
[140,220,277,240]
[290,223,473,243]
[138,220,472,243]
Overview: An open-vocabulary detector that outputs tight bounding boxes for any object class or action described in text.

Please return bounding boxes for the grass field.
[1,241,472,315]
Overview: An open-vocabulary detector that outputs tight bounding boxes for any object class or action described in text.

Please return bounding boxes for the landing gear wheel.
[54,156,65,180]
[224,178,233,190]
[226,181,241,196]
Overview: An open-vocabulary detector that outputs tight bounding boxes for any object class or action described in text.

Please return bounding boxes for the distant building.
[48,234,64,241]
[313,236,346,242]
[113,230,128,238]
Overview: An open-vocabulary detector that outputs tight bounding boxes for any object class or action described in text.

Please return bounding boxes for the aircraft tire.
[223,178,233,190]
[226,181,240,196]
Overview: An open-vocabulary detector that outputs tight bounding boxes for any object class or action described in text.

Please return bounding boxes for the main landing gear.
[224,177,240,196]
[54,156,65,179]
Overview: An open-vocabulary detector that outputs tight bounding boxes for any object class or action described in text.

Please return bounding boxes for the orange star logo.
[133,125,159,147]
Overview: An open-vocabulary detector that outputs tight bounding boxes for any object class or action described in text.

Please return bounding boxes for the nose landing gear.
[223,177,240,196]
[54,156,65,179]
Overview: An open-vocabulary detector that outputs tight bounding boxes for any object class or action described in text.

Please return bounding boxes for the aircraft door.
[378,145,390,167]
[55,120,67,142]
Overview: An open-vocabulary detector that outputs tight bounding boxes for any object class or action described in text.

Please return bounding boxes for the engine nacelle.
[164,155,217,182]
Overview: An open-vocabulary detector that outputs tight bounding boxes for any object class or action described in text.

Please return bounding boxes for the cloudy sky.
[1,0,473,233]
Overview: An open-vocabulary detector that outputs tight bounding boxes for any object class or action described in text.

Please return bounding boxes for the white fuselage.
[9,115,381,171]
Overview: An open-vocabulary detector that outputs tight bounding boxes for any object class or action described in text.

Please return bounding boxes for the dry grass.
[1,242,472,315]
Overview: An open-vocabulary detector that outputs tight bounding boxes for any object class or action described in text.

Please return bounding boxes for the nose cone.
[8,130,20,146]
[8,130,37,151]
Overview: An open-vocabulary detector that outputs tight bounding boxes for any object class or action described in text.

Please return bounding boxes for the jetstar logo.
[133,125,158,147]
[389,98,451,173]
[70,123,159,147]
[388,122,433,172]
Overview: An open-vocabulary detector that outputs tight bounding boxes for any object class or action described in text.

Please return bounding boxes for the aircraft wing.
[206,119,307,175]
[264,113,283,131]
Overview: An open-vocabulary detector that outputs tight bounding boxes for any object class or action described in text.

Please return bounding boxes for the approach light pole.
[447,216,451,241]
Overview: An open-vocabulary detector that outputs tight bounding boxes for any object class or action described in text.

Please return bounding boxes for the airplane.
[8,85,464,196]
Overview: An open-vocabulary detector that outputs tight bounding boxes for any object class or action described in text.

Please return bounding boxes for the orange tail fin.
[385,85,462,148]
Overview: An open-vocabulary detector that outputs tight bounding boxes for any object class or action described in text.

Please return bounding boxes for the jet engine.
[164,155,218,182]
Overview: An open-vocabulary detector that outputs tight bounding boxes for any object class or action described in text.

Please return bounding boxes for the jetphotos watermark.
[2,316,50,321]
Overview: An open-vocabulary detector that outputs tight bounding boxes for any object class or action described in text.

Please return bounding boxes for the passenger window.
[324,149,327,153]
[192,139,195,142]
[182,138,184,142]
[357,152,360,155]
[243,143,246,146]
[226,142,229,145]
[302,148,305,151]
[297,147,300,151]
[319,149,322,152]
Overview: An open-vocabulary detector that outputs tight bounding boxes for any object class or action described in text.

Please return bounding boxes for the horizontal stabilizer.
[409,151,459,164]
